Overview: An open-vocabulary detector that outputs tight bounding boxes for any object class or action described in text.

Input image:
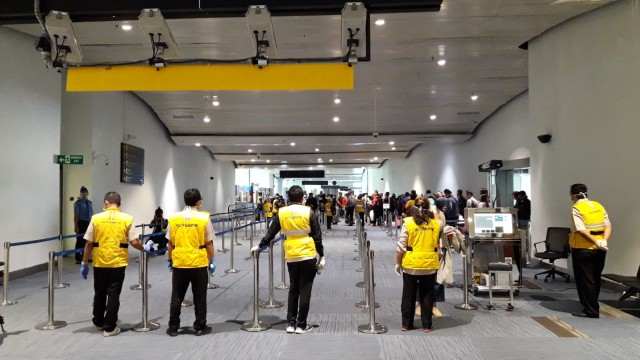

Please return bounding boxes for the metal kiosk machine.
[466,207,521,296]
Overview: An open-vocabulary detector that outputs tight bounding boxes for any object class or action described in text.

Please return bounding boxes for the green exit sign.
[57,155,83,165]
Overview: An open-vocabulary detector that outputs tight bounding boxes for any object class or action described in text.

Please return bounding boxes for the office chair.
[533,227,571,283]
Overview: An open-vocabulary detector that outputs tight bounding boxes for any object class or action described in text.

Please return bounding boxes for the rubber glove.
[80,262,89,279]
[394,264,402,276]
[167,260,173,272]
[317,257,326,270]
[250,245,259,253]
[595,239,608,251]
[143,240,154,252]
[209,258,217,274]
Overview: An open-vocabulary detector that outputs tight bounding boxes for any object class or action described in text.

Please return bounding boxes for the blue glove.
[209,258,217,275]
[80,263,89,279]
[167,260,173,272]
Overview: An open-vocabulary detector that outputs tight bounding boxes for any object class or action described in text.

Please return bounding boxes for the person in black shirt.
[516,191,531,221]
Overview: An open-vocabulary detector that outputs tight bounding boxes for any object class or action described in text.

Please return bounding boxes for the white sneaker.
[103,327,121,337]
[286,325,296,333]
[432,307,443,318]
[295,325,313,334]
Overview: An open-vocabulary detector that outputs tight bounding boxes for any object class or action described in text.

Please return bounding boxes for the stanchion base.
[275,283,289,290]
[356,281,375,288]
[354,249,359,252]
[1,300,16,306]
[355,301,380,309]
[454,303,478,310]
[182,300,194,307]
[241,320,271,332]
[133,321,160,332]
[357,323,387,334]
[130,284,152,290]
[35,320,67,330]
[259,300,284,309]
[224,269,240,274]
[352,256,361,261]
[234,242,243,246]
[53,283,70,289]
[355,268,364,273]
[207,283,220,289]
[217,249,230,253]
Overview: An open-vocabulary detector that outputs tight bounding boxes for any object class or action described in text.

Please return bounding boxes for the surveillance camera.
[373,132,378,138]
[537,134,552,144]
[257,153,262,159]
[105,161,110,166]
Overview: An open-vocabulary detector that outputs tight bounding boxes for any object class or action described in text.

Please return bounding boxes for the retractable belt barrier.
[357,247,387,334]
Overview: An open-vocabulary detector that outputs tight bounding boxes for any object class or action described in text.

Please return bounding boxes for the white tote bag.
[437,250,453,285]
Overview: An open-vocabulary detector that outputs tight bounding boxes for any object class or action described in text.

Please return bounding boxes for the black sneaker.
[195,325,212,336]
[166,328,178,337]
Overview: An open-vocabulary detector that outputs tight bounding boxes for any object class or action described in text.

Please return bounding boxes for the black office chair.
[533,227,571,283]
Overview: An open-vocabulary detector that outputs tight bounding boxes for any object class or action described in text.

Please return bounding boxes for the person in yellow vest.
[569,183,611,319]
[263,197,273,220]
[395,204,441,332]
[355,194,366,227]
[253,185,325,334]
[81,191,150,337]
[166,188,216,336]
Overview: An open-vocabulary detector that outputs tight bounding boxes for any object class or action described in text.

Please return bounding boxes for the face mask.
[428,198,435,206]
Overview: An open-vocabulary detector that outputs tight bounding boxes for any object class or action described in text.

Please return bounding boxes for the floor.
[1,220,640,360]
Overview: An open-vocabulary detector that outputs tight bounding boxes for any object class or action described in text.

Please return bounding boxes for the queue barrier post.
[207,269,220,290]
[35,251,67,330]
[241,249,271,332]
[218,215,230,253]
[259,240,284,309]
[235,216,243,246]
[357,248,387,334]
[455,248,477,311]
[2,242,15,306]
[244,213,250,241]
[133,249,160,332]
[54,234,70,289]
[275,235,289,290]
[131,227,151,290]
[224,218,240,274]
[395,211,399,238]
[356,230,366,274]
[356,239,379,308]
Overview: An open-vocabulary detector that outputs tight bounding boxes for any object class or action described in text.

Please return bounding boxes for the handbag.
[437,249,453,285]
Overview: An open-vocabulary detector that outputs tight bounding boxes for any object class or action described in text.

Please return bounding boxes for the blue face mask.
[428,198,435,206]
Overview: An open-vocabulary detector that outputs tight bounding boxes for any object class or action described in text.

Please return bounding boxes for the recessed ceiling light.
[329,159,333,162]
[195,143,201,147]
[374,157,379,160]
[203,116,210,123]
[334,98,341,104]
[121,24,132,31]
[248,149,252,152]
[391,147,396,151]
[290,142,295,146]
[333,116,340,122]
[318,158,322,162]
[315,148,319,152]
[389,141,395,145]
[471,94,479,101]
[370,159,374,162]
[309,167,313,170]
[251,159,256,162]
[212,101,220,107]
[375,19,385,26]
[437,59,446,66]
[267,160,271,163]
[431,90,437,94]
[430,114,437,120]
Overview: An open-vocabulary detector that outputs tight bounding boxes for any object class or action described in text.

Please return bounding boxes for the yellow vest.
[272,200,279,214]
[91,209,133,268]
[170,209,209,268]
[325,202,333,216]
[355,199,365,213]
[570,201,606,249]
[279,204,317,260]
[264,202,273,218]
[401,217,440,271]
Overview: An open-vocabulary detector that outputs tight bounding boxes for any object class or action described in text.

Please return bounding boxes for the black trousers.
[571,248,606,316]
[287,259,317,327]
[93,266,126,331]
[358,212,365,227]
[326,216,332,229]
[346,207,354,224]
[401,272,436,329]
[169,267,209,331]
[75,220,90,262]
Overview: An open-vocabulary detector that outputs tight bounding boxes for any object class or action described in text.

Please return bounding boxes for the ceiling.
[7,0,612,174]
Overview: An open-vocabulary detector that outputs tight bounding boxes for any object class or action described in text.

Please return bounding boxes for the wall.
[529,0,640,275]
[0,27,62,270]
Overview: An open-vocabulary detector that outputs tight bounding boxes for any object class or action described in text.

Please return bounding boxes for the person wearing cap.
[253,185,325,334]
[74,186,94,264]
[80,191,150,337]
[569,183,611,319]
[166,188,216,336]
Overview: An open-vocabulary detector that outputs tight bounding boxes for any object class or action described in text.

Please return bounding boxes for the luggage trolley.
[466,208,521,298]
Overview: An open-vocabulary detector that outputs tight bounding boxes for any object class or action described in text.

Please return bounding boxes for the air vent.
[172,115,195,119]
[456,111,480,115]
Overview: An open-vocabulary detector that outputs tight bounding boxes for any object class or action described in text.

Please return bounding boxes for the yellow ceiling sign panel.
[66,63,354,91]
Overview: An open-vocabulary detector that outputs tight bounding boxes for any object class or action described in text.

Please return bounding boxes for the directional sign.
[56,154,83,165]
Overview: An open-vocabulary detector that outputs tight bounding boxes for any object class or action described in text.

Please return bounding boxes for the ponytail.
[411,206,433,225]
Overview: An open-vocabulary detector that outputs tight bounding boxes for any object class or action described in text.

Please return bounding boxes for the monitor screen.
[473,213,514,235]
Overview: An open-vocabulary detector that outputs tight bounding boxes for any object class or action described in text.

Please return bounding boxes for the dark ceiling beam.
[1,1,442,24]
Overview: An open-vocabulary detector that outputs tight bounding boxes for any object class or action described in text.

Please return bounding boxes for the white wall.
[529,0,640,275]
[0,27,62,269]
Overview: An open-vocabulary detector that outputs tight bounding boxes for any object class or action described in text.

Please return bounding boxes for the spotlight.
[195,143,201,147]
[430,114,437,120]
[334,98,341,104]
[121,24,132,31]
[437,59,446,66]
[471,94,479,101]
[375,19,385,26]
[203,116,210,123]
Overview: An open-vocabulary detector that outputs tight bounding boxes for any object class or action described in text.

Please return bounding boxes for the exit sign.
[56,154,83,165]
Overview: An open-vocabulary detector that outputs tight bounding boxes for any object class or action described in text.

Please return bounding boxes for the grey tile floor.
[1,221,639,359]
